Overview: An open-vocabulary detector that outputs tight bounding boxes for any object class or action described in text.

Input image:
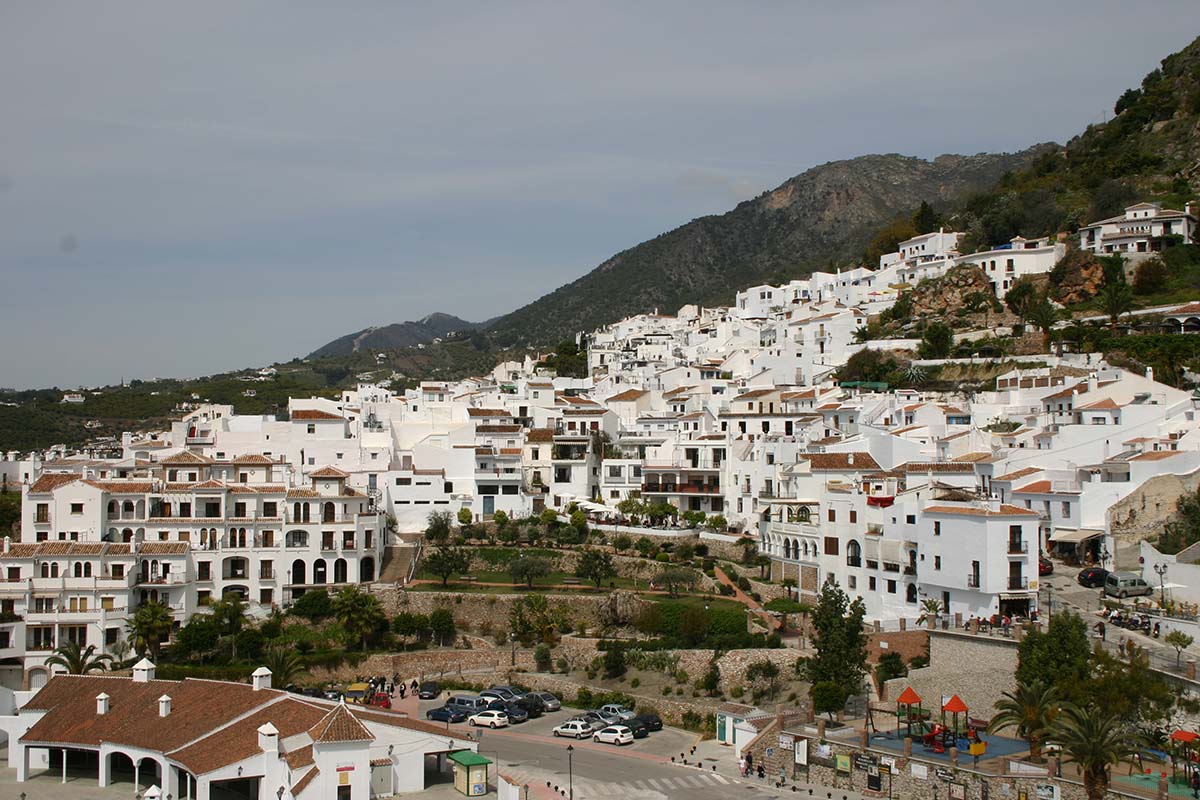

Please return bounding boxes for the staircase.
[378,544,422,585]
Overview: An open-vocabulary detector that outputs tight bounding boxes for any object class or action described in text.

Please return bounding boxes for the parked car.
[625,717,650,739]
[1038,557,1054,576]
[552,720,593,739]
[418,681,440,700]
[426,706,468,724]
[1077,567,1109,588]
[1105,571,1153,599]
[633,712,663,732]
[323,688,343,701]
[530,691,561,711]
[486,686,522,701]
[594,725,634,746]
[302,688,324,699]
[468,710,510,728]
[568,713,606,731]
[480,690,509,703]
[343,682,372,705]
[445,695,490,715]
[486,699,528,723]
[591,708,621,725]
[600,703,636,722]
[371,693,392,709]
[515,696,544,718]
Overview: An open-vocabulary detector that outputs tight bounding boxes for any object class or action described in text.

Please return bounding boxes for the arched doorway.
[333,558,347,584]
[360,557,375,582]
[322,502,336,523]
[108,752,136,787]
[313,559,328,584]
[906,584,919,603]
[291,559,306,585]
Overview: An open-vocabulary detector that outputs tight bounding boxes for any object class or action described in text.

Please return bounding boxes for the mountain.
[483,147,1052,347]
[308,313,489,358]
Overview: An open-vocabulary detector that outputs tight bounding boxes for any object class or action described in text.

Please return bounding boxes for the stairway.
[378,544,421,585]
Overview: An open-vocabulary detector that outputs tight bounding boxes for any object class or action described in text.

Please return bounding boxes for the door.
[483,496,494,516]
[717,714,727,742]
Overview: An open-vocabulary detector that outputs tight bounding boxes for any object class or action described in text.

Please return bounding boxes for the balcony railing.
[34,514,51,525]
[1008,576,1029,590]
[641,483,721,495]
[846,557,862,568]
[259,569,276,580]
[967,574,980,589]
[1007,540,1029,554]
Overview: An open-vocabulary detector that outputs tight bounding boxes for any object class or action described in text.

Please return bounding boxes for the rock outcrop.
[907,265,995,316]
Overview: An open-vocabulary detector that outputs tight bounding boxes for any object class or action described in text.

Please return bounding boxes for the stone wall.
[1109,466,1200,567]
[866,629,929,669]
[305,648,539,684]
[371,586,652,633]
[882,630,1017,716]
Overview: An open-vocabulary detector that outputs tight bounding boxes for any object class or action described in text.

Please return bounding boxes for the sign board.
[950,782,967,800]
[867,768,882,792]
[880,756,897,775]
[795,739,808,766]
[778,734,794,751]
[854,754,877,771]
[969,741,988,757]
[1035,784,1060,800]
[936,768,956,782]
[911,763,929,780]
[836,754,852,776]
[814,742,833,761]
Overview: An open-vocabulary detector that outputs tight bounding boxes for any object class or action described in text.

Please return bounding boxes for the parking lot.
[414,693,699,759]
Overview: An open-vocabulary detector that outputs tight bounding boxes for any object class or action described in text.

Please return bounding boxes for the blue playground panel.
[868,731,1029,763]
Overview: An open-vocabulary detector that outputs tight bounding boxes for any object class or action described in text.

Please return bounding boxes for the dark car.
[626,717,650,739]
[302,687,323,698]
[1038,557,1054,576]
[418,681,440,700]
[634,713,663,732]
[515,696,544,718]
[487,699,529,723]
[1077,567,1109,588]
[426,706,468,723]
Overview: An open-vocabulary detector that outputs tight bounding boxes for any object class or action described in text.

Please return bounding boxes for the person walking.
[1191,765,1199,798]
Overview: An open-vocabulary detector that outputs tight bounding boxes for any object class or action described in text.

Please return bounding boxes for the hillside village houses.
[6,206,1200,694]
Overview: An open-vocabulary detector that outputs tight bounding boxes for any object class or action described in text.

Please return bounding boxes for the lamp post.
[510,632,517,666]
[566,743,574,800]
[1154,563,1168,607]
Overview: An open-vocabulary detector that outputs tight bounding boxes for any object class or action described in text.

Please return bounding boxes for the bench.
[561,577,582,585]
[459,575,479,583]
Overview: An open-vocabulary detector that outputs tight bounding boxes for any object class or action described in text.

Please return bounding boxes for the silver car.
[568,712,606,732]
[532,691,561,711]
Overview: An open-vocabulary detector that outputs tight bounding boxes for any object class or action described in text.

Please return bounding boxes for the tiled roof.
[85,481,157,493]
[232,454,274,465]
[291,766,320,796]
[993,467,1041,482]
[607,389,648,402]
[27,473,81,493]
[736,388,777,400]
[526,428,555,443]
[803,453,881,471]
[310,466,349,479]
[467,408,510,417]
[171,697,326,775]
[308,702,374,743]
[291,409,343,421]
[475,425,522,434]
[160,451,212,466]
[139,542,191,555]
[923,504,1038,517]
[901,462,976,474]
[1013,480,1060,494]
[1130,450,1185,461]
[285,744,315,769]
[1077,398,1122,410]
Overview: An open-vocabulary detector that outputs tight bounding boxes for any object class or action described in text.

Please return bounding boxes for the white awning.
[880,540,904,565]
[1049,528,1104,544]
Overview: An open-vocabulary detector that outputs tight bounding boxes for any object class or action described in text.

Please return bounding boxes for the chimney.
[258,722,279,753]
[132,658,156,683]
[848,453,854,466]
[251,666,272,692]
[96,692,110,715]
[158,694,172,717]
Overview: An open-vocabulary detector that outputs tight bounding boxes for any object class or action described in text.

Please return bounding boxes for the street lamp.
[1154,563,1168,607]
[566,743,574,800]
[510,633,517,666]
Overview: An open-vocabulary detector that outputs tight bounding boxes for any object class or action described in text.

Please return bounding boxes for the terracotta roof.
[803,453,881,471]
[475,425,522,434]
[1168,302,1200,316]
[736,388,777,400]
[139,542,191,555]
[160,451,212,466]
[607,389,648,402]
[1043,385,1086,402]
[27,473,81,493]
[467,408,511,417]
[993,467,1041,482]
[900,462,976,474]
[308,702,374,743]
[85,481,157,493]
[1013,480,1071,494]
[923,504,1038,517]
[498,448,522,456]
[310,466,349,479]
[285,744,315,769]
[1130,450,1185,461]
[291,766,319,796]
[953,452,993,463]
[291,409,343,421]
[232,454,274,465]
[526,428,555,443]
[1076,398,1122,411]
[171,697,326,775]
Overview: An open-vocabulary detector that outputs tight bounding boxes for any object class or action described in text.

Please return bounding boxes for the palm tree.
[1047,703,1146,800]
[988,679,1059,761]
[126,600,173,659]
[1098,280,1134,333]
[331,586,387,650]
[916,598,944,626]
[210,592,247,661]
[1023,296,1062,353]
[264,647,309,689]
[44,640,113,674]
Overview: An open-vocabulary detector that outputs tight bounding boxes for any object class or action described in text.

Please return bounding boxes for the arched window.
[291,559,307,585]
[360,557,375,582]
[906,584,918,603]
[122,500,135,515]
[40,562,49,578]
[847,540,862,567]
[333,558,347,584]
[107,500,118,518]
[313,559,328,584]
[50,563,59,578]
[797,506,811,523]
[84,562,92,578]
[73,562,83,577]
[323,502,336,523]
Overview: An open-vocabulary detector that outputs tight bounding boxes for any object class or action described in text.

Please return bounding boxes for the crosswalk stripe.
[632,779,650,790]
[712,773,729,784]
[647,778,665,789]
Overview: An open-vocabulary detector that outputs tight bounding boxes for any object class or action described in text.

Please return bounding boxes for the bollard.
[1047,756,1058,777]
[817,720,827,739]
[927,615,935,631]
[1188,658,1196,681]
[903,737,912,758]
[859,728,868,748]
[806,705,816,723]
[900,618,907,631]
[1158,773,1169,800]
[836,709,844,722]
[950,746,958,766]
[954,612,963,628]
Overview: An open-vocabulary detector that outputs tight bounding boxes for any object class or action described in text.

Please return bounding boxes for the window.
[906,514,916,525]
[848,575,857,589]
[934,555,941,571]
[868,576,877,591]
[263,502,277,517]
[35,503,49,523]
[828,509,836,523]
[933,521,941,536]
[111,564,125,579]
[531,448,540,460]
[70,503,84,514]
[1061,501,1071,516]
[306,424,316,434]
[198,562,211,581]
[396,477,412,486]
[886,579,896,594]
[179,502,192,517]
[823,536,839,556]
[849,510,857,524]
[444,482,454,494]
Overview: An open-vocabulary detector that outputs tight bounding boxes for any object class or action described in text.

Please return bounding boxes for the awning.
[880,540,904,565]
[1049,528,1103,544]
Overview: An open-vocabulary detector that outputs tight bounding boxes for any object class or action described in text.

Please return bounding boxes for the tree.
[698,659,721,696]
[509,556,552,588]
[912,201,942,234]
[811,681,847,720]
[44,640,112,674]
[746,659,781,699]
[865,216,919,266]
[707,515,728,531]
[988,679,1059,761]
[1004,278,1038,318]
[425,546,470,587]
[264,646,308,689]
[655,566,699,597]
[634,537,656,558]
[535,643,552,671]
[1022,294,1062,353]
[509,595,570,643]
[539,508,559,530]
[919,322,954,359]
[492,509,509,529]
[210,592,247,661]
[612,533,633,553]
[425,510,452,545]
[678,605,710,647]
[457,507,474,527]
[1165,629,1194,669]
[392,611,430,649]
[430,608,456,646]
[174,615,220,658]
[1098,257,1134,332]
[1082,647,1175,727]
[1047,703,1146,800]
[603,645,627,679]
[805,578,868,698]
[1133,257,1168,295]
[1017,610,1091,693]
[291,588,333,619]
[126,600,173,659]
[569,509,587,530]
[332,586,387,650]
[576,549,616,588]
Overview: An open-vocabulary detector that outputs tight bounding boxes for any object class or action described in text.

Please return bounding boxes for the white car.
[468,710,510,729]
[600,704,636,722]
[552,720,593,739]
[594,725,634,746]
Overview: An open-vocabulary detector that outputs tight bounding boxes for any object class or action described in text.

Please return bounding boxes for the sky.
[0,3,1196,389]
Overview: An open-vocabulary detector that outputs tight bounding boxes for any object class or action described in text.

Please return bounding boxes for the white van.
[1104,571,1153,599]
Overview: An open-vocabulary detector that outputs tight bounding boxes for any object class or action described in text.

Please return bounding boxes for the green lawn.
[412,569,639,590]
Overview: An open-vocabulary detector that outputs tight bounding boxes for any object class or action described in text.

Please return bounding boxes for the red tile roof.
[291,409,343,421]
[160,451,213,466]
[803,453,881,471]
[308,702,374,743]
[310,466,349,479]
[607,389,648,402]
[923,504,1037,517]
[27,473,81,493]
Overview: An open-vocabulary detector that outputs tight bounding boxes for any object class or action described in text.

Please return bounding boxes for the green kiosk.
[449,750,493,797]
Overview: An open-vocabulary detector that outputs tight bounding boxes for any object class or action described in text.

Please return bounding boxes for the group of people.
[738,754,765,780]
[362,674,421,700]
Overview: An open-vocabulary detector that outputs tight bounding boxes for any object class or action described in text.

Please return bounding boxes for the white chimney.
[251,666,272,692]
[96,692,109,715]
[158,694,172,717]
[132,658,156,683]
[258,722,279,753]
[848,453,854,466]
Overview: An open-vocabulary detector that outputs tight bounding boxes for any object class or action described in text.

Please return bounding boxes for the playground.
[868,688,1028,764]
[1113,729,1200,797]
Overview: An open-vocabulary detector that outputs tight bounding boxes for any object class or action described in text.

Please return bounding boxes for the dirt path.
[711,565,782,631]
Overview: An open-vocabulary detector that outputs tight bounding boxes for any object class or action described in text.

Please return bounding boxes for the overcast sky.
[0,3,1195,389]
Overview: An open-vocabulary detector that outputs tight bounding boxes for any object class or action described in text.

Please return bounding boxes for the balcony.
[641,483,721,495]
[137,574,190,586]
[967,574,980,589]
[34,513,51,526]
[846,557,862,568]
[1008,576,1029,590]
[259,569,276,581]
[1007,540,1029,555]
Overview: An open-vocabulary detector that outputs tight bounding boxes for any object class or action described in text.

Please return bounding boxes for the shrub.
[575,688,594,707]
[662,685,673,696]
[555,657,569,674]
[534,644,552,672]
[674,669,689,685]
[730,685,744,698]
[630,678,640,688]
[603,645,627,679]
[291,589,333,620]
[736,576,752,592]
[655,552,670,563]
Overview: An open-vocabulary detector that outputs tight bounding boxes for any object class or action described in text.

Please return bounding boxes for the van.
[445,695,489,714]
[1104,571,1153,599]
[343,683,372,704]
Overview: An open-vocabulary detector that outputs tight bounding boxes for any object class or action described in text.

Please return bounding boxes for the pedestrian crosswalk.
[504,767,737,798]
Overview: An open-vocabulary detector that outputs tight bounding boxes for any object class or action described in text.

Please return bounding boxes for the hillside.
[308,313,488,358]
[483,147,1051,347]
